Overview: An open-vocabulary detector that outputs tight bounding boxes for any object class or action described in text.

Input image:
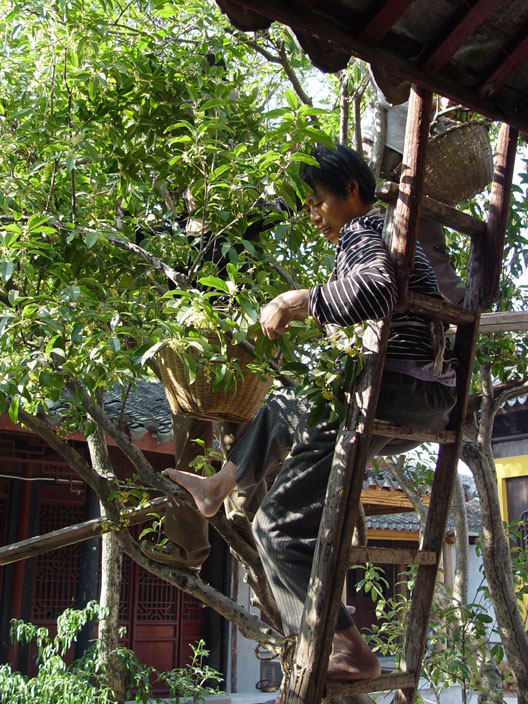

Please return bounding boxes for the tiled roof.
[362,468,401,492]
[41,382,483,535]
[43,379,174,446]
[366,497,482,535]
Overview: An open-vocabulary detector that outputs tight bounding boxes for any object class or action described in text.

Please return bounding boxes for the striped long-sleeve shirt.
[308,213,457,369]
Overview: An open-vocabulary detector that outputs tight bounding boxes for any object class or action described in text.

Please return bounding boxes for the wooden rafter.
[481,24,528,96]
[358,0,415,43]
[424,0,502,72]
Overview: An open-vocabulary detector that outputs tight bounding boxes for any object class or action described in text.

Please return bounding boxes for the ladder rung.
[326,670,417,696]
[375,181,487,238]
[349,547,437,566]
[372,418,456,444]
[400,292,475,325]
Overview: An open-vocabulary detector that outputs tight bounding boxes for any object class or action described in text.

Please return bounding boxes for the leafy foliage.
[356,565,512,703]
[0,602,224,704]
[0,0,343,432]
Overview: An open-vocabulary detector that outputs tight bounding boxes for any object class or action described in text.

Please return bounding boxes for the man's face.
[304,182,362,244]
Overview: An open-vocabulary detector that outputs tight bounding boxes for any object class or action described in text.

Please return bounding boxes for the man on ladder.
[164,142,459,681]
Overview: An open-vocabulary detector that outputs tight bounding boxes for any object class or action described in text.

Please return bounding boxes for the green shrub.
[0,602,224,704]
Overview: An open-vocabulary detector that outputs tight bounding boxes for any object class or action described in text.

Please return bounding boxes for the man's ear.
[347,181,360,201]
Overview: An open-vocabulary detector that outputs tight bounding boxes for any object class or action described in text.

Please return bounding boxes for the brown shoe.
[140,540,202,572]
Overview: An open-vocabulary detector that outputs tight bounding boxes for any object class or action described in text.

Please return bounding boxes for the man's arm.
[260,289,310,340]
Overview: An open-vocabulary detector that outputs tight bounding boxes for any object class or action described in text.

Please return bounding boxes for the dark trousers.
[164,388,306,566]
[243,373,457,636]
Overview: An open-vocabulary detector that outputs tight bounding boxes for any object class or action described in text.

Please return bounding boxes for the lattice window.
[0,481,9,597]
[135,565,178,621]
[32,503,83,621]
[521,510,528,551]
[182,591,205,622]
[119,552,132,623]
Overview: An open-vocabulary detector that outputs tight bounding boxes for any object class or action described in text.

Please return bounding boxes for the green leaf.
[66,285,81,301]
[8,396,20,424]
[140,342,165,366]
[27,214,50,232]
[289,153,319,166]
[0,261,14,282]
[284,89,299,110]
[85,232,98,249]
[302,127,335,147]
[71,323,84,343]
[8,289,20,305]
[198,276,229,293]
[108,337,121,353]
[3,224,22,234]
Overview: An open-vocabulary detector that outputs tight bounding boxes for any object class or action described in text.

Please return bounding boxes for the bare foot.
[161,461,237,517]
[326,625,381,681]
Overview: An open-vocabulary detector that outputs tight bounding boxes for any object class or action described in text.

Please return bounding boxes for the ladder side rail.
[285,85,434,704]
[396,119,518,704]
[396,317,481,704]
[283,319,392,704]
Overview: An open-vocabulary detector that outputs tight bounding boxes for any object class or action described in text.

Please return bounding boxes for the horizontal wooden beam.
[448,310,528,336]
[372,418,456,445]
[326,671,417,696]
[402,291,476,325]
[375,181,487,237]
[473,310,528,334]
[349,546,437,566]
[0,496,168,566]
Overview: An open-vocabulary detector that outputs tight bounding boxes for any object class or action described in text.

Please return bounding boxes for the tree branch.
[103,232,189,289]
[277,42,313,107]
[15,394,285,644]
[383,455,428,539]
[16,404,116,515]
[228,28,313,107]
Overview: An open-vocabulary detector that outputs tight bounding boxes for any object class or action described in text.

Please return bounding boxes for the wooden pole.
[482,123,518,309]
[391,86,433,304]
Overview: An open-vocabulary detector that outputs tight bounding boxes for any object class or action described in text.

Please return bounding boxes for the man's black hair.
[303,144,376,204]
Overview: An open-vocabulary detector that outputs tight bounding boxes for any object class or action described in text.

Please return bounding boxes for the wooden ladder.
[280,86,519,704]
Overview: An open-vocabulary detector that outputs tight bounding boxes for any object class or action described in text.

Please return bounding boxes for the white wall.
[229,574,264,693]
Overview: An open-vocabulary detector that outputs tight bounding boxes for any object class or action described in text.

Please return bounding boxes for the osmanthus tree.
[0,0,346,699]
[2,0,528,701]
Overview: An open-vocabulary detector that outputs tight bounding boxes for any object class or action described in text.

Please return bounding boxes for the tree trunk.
[461,366,528,704]
[87,394,127,704]
[339,71,349,145]
[451,473,469,605]
[98,529,126,704]
[462,438,528,704]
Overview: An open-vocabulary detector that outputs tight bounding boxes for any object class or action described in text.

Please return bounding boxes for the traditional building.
[492,395,528,548]
[0,380,229,695]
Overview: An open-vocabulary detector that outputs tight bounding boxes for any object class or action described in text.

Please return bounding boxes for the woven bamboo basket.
[158,340,271,423]
[394,121,494,206]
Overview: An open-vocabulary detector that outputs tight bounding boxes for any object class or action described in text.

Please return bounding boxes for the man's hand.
[260,289,309,339]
